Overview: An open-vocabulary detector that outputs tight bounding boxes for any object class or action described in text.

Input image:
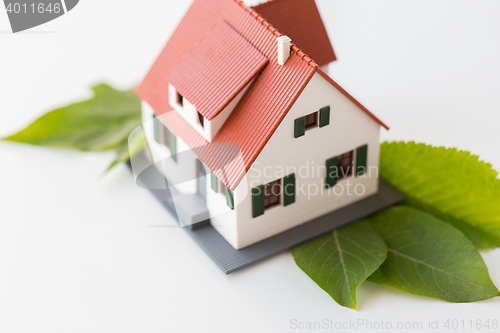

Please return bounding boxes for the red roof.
[213,54,315,187]
[135,0,388,191]
[252,0,336,67]
[168,21,269,121]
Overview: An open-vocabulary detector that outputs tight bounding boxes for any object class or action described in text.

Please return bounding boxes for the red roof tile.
[168,21,269,121]
[212,54,315,188]
[136,0,388,191]
[252,0,336,67]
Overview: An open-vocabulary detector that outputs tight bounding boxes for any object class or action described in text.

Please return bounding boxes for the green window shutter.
[356,144,368,177]
[283,174,296,206]
[294,117,306,138]
[225,187,234,210]
[211,173,218,192]
[169,131,177,162]
[325,156,338,189]
[319,106,330,128]
[153,115,160,143]
[252,185,265,218]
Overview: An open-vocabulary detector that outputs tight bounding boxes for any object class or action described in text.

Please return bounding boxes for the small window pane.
[176,92,184,106]
[197,112,204,128]
[338,151,354,179]
[305,112,318,130]
[264,179,282,209]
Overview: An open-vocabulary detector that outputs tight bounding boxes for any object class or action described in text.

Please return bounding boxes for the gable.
[246,71,382,183]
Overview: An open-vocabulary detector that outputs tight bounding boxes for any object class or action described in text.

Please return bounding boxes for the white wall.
[169,84,205,138]
[206,179,238,249]
[230,72,382,249]
[141,101,198,195]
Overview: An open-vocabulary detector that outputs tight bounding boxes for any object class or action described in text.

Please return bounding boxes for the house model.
[135,0,392,253]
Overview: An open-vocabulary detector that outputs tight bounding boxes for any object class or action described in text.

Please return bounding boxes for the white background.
[1,0,499,332]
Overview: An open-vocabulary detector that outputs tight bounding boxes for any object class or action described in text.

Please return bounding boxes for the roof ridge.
[233,0,318,69]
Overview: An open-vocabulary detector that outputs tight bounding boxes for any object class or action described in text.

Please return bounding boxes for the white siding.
[206,181,238,249]
[229,73,382,249]
[142,101,197,194]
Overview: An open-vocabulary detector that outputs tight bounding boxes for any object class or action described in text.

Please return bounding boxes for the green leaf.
[292,220,387,309]
[381,142,500,249]
[107,128,146,171]
[367,206,499,302]
[3,84,142,152]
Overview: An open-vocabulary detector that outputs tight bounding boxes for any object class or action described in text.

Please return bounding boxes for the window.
[305,112,318,130]
[169,84,185,109]
[197,111,204,128]
[294,106,330,138]
[264,179,282,209]
[211,174,228,196]
[160,125,169,147]
[251,174,295,218]
[176,91,184,107]
[325,150,354,188]
[338,151,354,179]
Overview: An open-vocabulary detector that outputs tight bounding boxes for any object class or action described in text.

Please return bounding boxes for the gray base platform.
[134,156,405,274]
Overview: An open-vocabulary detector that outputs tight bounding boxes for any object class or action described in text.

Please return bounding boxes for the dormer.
[167,20,268,142]
[169,83,205,137]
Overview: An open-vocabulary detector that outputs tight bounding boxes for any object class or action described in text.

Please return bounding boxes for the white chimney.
[277,35,291,66]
